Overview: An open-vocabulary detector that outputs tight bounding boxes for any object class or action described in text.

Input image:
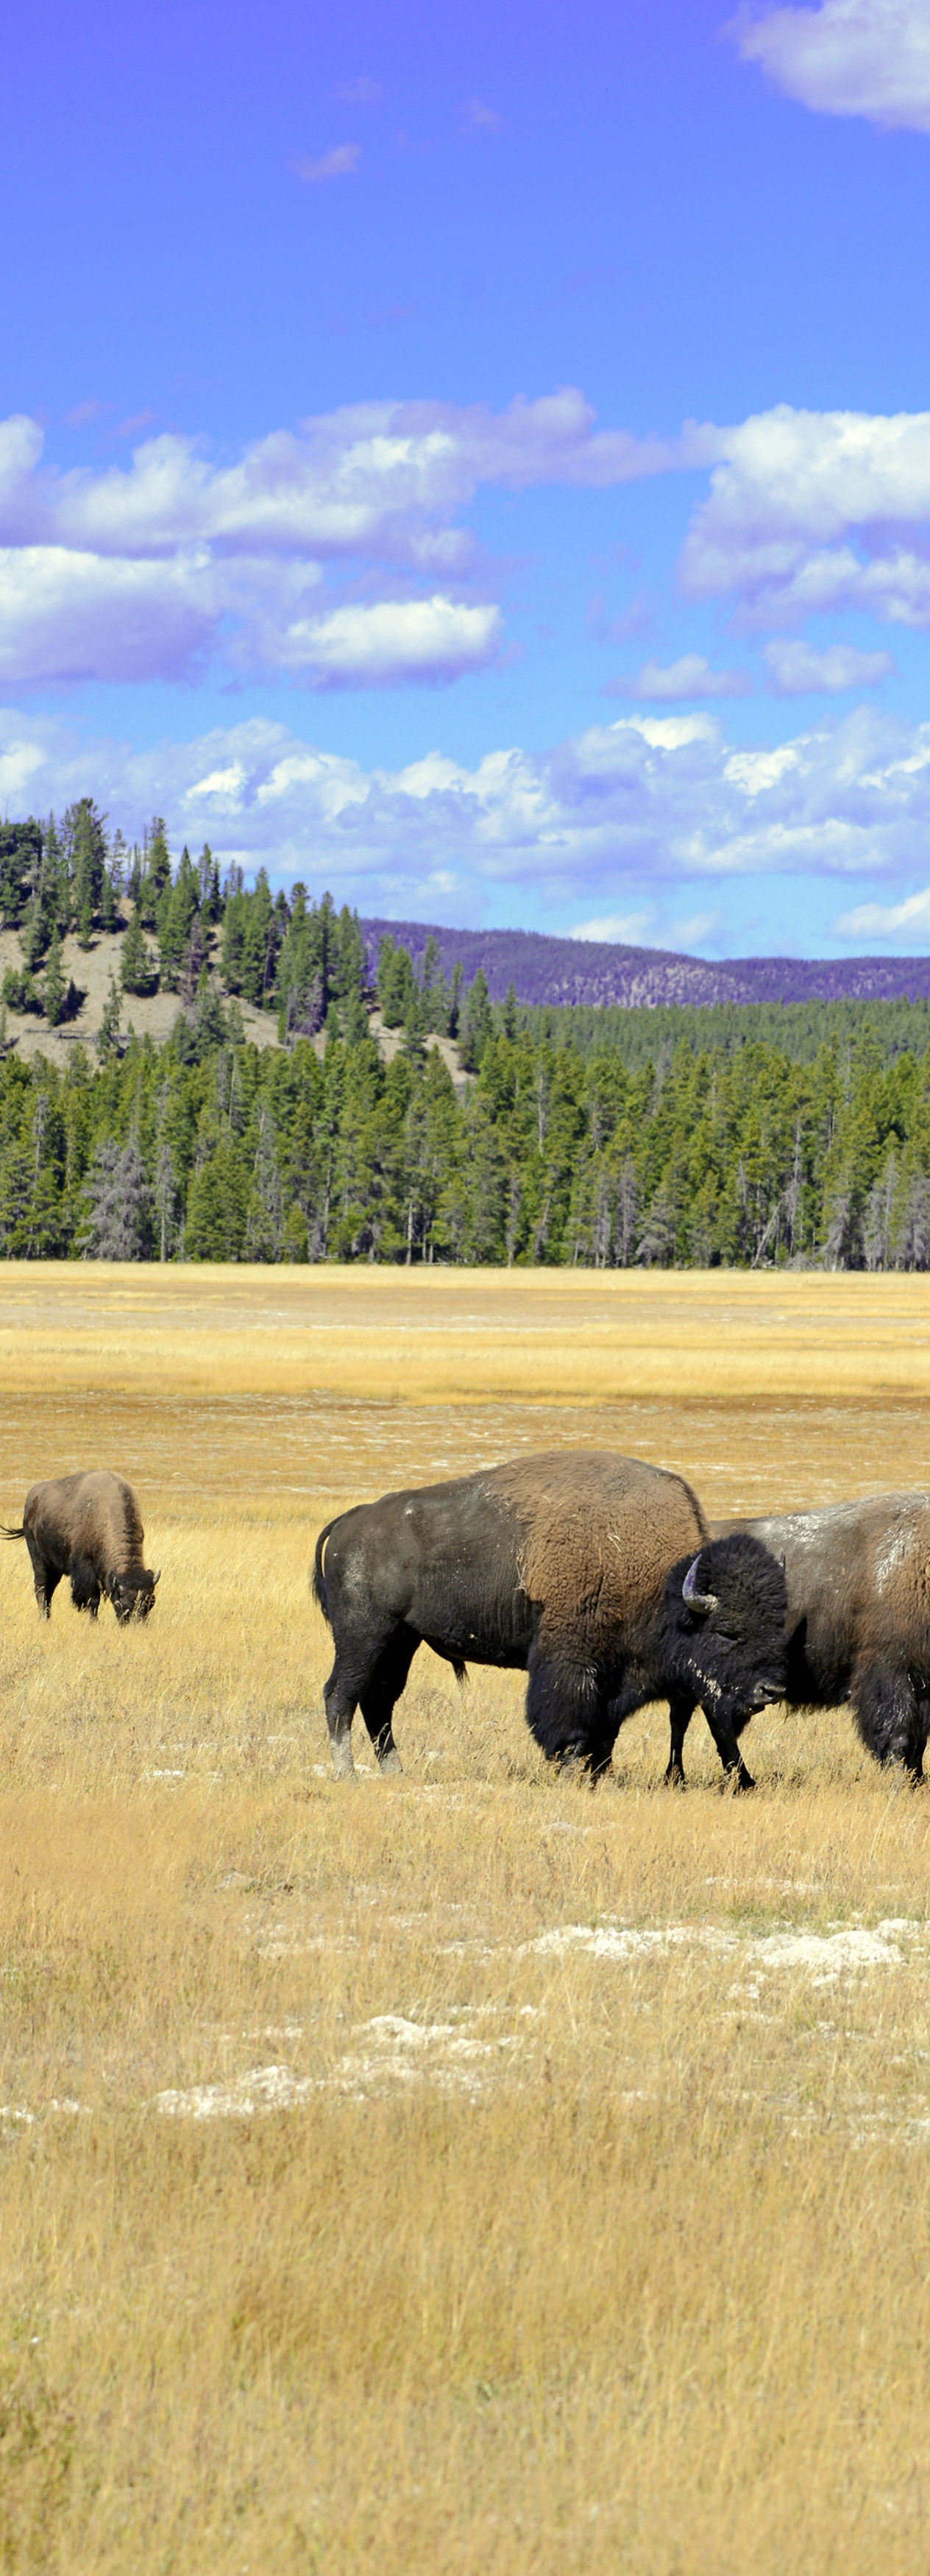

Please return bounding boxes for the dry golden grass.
[2,1265,930,2570]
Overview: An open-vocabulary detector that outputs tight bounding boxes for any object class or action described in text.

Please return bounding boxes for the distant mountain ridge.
[360,918,930,1010]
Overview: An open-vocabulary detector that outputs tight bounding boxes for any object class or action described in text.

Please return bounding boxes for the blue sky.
[5,0,930,955]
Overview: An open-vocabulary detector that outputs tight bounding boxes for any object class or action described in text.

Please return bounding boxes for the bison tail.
[0,1524,24,1541]
[312,1521,336,1622]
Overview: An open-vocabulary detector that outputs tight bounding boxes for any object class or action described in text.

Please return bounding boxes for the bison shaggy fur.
[1,1471,159,1623]
[313,1450,787,1780]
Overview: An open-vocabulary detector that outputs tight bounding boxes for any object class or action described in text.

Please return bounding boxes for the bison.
[665,1490,930,1790]
[313,1450,787,1780]
[1,1471,160,1623]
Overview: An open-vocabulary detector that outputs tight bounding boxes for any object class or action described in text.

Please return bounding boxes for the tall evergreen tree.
[120,909,157,996]
[79,1137,152,1259]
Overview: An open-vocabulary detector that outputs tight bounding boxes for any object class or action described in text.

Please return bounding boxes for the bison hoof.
[329,1740,356,1781]
[377,1744,403,1777]
[723,1767,756,1794]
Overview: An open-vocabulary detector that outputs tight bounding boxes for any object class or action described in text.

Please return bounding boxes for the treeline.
[5,806,930,1268]
[3,994,930,1267]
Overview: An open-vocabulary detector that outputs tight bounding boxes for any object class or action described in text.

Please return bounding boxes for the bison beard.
[312,1452,787,1781]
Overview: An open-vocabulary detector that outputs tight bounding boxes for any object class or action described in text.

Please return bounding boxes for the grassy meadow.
[3,1264,930,2569]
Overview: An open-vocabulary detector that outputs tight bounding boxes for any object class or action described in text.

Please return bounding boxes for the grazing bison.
[1,1471,160,1623]
[666,1491,930,1789]
[313,1451,787,1780]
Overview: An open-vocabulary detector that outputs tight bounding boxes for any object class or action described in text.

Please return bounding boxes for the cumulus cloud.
[764,637,895,691]
[291,143,361,181]
[680,403,930,629]
[732,1,930,135]
[9,701,930,937]
[0,546,218,684]
[253,595,503,687]
[606,653,750,700]
[6,389,930,692]
[0,394,720,691]
[834,888,930,938]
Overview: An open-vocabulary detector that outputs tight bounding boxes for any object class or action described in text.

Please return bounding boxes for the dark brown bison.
[313,1450,787,1780]
[1,1471,160,1623]
[665,1491,930,1789]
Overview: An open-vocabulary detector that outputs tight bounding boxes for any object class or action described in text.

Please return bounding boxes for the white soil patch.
[155,2006,526,2119]
[528,1917,922,1983]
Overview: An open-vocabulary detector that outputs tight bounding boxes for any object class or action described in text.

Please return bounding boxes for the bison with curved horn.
[665,1490,930,1790]
[1,1471,160,1624]
[313,1451,787,1780]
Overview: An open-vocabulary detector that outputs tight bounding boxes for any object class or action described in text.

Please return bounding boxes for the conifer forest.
[4,803,930,1268]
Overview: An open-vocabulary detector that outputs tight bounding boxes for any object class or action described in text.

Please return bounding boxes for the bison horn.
[682,1553,719,1615]
[153,1569,161,1586]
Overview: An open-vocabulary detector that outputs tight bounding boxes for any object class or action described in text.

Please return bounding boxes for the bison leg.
[323,1662,361,1778]
[853,1655,926,1778]
[24,1534,60,1620]
[525,1644,610,1774]
[324,1624,416,1780]
[70,1560,101,1619]
[358,1627,418,1775]
[664,1691,696,1788]
[703,1704,756,1792]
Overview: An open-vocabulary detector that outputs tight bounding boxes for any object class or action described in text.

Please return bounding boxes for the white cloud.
[723,743,801,793]
[733,1,930,135]
[764,637,895,691]
[258,595,503,686]
[4,389,930,693]
[9,701,930,935]
[834,887,930,938]
[670,910,720,948]
[291,143,361,181]
[0,545,218,684]
[13,397,714,563]
[569,909,656,942]
[607,652,750,700]
[680,403,930,629]
[0,394,721,691]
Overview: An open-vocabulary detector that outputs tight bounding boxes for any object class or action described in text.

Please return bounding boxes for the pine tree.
[120,908,157,996]
[96,973,122,1057]
[79,1137,152,1259]
[194,965,227,1052]
[138,818,172,925]
[43,929,68,1028]
[154,1141,180,1261]
[64,797,107,935]
[461,969,493,1071]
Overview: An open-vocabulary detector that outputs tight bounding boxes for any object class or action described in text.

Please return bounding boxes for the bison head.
[664,1534,787,1725]
[110,1567,160,1623]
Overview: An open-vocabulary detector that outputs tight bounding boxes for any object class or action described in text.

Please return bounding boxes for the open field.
[3,1266,930,2569]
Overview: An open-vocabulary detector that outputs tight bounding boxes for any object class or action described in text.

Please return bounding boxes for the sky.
[4,0,930,958]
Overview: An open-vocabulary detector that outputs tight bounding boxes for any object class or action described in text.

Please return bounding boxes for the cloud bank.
[0,392,925,690]
[0,395,717,690]
[734,1,930,135]
[7,698,930,944]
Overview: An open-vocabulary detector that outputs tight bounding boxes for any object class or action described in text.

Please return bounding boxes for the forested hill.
[7,802,930,1270]
[360,918,930,1011]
